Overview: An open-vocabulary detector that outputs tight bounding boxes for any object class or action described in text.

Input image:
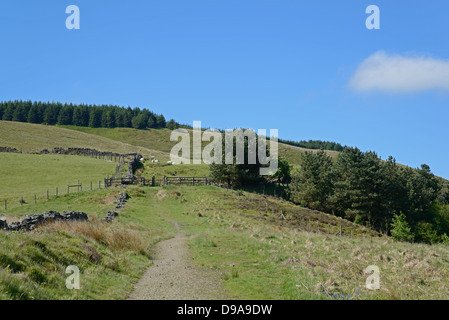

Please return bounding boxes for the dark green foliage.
[88,108,102,128]
[131,114,148,129]
[290,150,333,212]
[414,222,440,244]
[290,146,442,241]
[27,103,41,124]
[277,138,344,151]
[273,157,292,186]
[57,104,73,125]
[155,114,166,128]
[166,119,179,130]
[0,100,180,131]
[209,130,265,187]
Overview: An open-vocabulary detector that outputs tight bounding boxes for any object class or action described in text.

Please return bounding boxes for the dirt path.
[128,222,229,300]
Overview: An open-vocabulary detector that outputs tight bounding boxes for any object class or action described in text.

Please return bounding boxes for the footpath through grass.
[122,185,449,300]
[2,184,449,300]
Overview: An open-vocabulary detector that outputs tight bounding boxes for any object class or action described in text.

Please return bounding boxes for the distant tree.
[131,114,147,129]
[105,109,116,128]
[115,109,124,128]
[290,150,333,212]
[72,106,85,126]
[12,104,27,122]
[2,104,14,121]
[57,105,73,125]
[273,157,292,186]
[147,114,156,128]
[209,130,263,187]
[155,114,166,128]
[27,104,40,123]
[330,148,385,228]
[166,119,179,130]
[88,108,102,128]
[43,105,58,125]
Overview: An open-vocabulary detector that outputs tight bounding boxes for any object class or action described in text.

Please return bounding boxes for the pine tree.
[27,104,40,123]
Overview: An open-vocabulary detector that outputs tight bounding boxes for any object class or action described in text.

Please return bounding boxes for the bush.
[414,222,440,244]
[390,213,414,242]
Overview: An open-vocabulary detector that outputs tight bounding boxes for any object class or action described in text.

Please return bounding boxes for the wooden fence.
[163,176,211,186]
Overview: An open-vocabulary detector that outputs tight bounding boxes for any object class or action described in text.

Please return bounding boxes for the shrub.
[390,213,414,242]
[414,222,440,244]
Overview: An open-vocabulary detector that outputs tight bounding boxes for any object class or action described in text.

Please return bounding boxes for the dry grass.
[41,220,149,255]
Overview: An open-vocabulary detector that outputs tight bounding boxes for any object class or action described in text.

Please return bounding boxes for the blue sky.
[0,1,448,178]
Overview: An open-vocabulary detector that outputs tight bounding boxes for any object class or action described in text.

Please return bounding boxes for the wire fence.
[0,179,113,212]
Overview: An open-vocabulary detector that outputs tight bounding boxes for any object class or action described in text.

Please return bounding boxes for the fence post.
[308,219,311,231]
[47,190,49,200]
[152,176,155,186]
[78,180,80,192]
[91,181,92,191]
[99,181,101,189]
[328,223,330,234]
[340,225,342,236]
[34,194,36,205]
[317,221,319,232]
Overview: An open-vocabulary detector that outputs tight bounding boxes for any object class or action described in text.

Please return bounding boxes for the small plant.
[390,213,414,242]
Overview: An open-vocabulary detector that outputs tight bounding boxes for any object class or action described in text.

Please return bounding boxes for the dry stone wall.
[1,192,129,231]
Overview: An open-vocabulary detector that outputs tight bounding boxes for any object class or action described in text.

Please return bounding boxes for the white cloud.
[349,51,449,93]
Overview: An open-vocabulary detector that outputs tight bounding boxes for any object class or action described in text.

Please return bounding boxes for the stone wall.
[0,192,129,231]
[1,211,88,232]
[0,147,21,153]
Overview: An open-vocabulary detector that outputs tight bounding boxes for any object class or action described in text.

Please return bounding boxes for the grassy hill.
[59,125,339,165]
[0,153,118,209]
[1,120,449,300]
[1,185,449,299]
[0,121,166,159]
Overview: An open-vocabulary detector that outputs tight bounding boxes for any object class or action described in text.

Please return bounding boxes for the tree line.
[289,148,449,244]
[0,100,181,130]
[277,138,344,151]
[209,142,449,244]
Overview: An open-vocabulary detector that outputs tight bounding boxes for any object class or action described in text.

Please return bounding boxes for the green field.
[0,121,158,157]
[1,120,448,300]
[2,185,448,300]
[60,124,338,166]
[0,153,117,211]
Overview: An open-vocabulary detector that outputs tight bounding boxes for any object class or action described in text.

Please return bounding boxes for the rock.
[61,211,88,221]
[7,222,22,232]
[107,211,119,218]
[0,219,8,230]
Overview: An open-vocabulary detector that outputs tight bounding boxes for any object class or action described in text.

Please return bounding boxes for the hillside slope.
[0,121,166,158]
[59,125,339,165]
